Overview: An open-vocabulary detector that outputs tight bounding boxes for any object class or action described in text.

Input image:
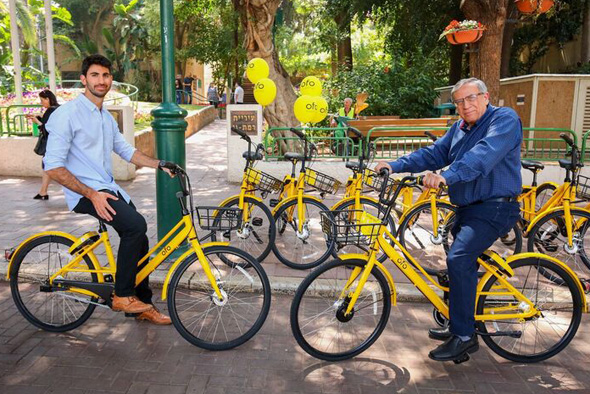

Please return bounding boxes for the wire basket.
[362,168,396,194]
[577,174,590,200]
[320,210,382,247]
[245,168,283,193]
[305,168,342,195]
[196,206,243,231]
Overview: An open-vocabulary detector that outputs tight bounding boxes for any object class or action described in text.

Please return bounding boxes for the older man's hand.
[374,161,392,174]
[422,173,446,189]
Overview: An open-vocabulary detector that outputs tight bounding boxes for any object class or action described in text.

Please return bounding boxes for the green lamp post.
[151,0,188,240]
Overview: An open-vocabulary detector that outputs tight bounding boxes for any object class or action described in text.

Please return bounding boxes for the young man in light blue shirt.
[45,55,175,325]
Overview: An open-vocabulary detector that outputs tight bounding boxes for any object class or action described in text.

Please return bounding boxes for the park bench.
[348,117,453,138]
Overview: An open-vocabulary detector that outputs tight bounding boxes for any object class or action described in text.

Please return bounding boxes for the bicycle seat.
[345,161,367,171]
[242,150,264,161]
[558,159,574,171]
[521,160,544,172]
[284,152,305,161]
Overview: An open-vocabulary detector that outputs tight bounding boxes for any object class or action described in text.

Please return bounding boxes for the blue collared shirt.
[389,105,522,207]
[44,94,136,210]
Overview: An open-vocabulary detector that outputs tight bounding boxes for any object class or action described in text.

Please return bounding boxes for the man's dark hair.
[81,54,112,76]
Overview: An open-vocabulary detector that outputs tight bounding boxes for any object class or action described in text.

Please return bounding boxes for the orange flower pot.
[516,0,554,14]
[446,29,484,45]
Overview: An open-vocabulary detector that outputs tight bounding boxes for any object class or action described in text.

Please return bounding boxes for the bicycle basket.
[363,168,396,195]
[305,169,342,194]
[196,206,243,231]
[245,168,283,193]
[576,174,590,200]
[320,210,381,247]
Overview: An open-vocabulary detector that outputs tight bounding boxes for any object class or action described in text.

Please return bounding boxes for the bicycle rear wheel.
[476,256,583,363]
[290,259,391,361]
[167,245,271,350]
[10,235,98,332]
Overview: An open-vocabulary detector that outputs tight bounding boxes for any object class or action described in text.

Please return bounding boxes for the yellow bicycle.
[290,170,586,363]
[8,164,271,350]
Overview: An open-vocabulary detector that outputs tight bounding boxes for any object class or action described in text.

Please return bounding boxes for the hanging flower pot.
[516,0,554,14]
[439,20,485,45]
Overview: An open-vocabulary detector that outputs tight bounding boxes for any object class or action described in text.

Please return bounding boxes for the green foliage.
[324,55,444,118]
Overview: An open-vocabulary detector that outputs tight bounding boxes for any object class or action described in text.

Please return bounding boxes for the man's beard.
[87,83,110,98]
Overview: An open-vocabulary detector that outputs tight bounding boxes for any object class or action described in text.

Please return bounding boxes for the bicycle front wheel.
[167,245,271,350]
[210,196,276,263]
[290,259,391,361]
[476,256,583,363]
[527,209,590,277]
[272,197,334,269]
[10,235,98,332]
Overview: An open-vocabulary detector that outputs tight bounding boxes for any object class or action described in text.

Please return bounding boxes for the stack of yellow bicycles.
[290,168,586,364]
[8,163,271,350]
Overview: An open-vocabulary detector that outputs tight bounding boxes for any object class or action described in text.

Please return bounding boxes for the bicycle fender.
[539,181,559,189]
[6,231,100,280]
[330,196,379,211]
[272,195,323,214]
[397,198,454,224]
[506,252,588,313]
[524,207,588,234]
[338,254,397,305]
[218,194,264,207]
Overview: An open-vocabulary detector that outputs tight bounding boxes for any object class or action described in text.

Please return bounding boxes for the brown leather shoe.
[112,295,153,314]
[136,306,172,325]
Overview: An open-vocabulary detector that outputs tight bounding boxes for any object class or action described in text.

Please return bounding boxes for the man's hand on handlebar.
[158,160,180,178]
[422,173,446,189]
[374,161,392,174]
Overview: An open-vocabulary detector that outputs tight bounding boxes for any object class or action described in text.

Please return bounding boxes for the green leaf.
[102,27,115,46]
[54,34,81,58]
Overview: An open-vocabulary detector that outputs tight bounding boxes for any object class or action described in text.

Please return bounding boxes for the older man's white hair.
[344,97,353,104]
[451,78,488,99]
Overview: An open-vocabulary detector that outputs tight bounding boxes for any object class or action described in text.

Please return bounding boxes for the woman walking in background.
[27,90,59,200]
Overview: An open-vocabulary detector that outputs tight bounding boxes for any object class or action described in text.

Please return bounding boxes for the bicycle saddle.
[284,152,305,161]
[242,150,264,161]
[521,160,544,172]
[558,159,574,171]
[345,161,367,171]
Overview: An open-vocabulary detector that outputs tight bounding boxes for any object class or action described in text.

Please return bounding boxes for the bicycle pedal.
[222,230,231,239]
[269,199,279,207]
[453,354,470,364]
[252,217,263,226]
[4,247,15,262]
[581,279,590,294]
[104,274,114,283]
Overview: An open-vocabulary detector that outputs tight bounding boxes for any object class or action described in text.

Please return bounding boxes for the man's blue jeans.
[447,201,520,336]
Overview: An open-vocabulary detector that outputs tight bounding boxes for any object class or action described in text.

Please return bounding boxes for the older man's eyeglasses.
[452,92,485,107]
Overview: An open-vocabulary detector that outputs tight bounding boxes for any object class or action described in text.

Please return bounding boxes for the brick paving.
[2,120,590,393]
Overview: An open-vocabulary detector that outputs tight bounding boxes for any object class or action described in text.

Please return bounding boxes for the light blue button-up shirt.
[44,94,136,210]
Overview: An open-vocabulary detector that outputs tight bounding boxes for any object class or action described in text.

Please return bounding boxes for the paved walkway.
[2,120,590,392]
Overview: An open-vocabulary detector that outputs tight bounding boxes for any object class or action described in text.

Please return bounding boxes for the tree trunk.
[461,0,509,104]
[500,0,518,78]
[449,44,464,85]
[582,0,590,64]
[238,0,298,128]
[335,11,353,71]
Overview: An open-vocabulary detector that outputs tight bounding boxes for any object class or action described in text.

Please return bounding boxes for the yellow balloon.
[300,76,323,96]
[294,95,317,124]
[254,78,276,106]
[246,58,270,84]
[311,96,328,123]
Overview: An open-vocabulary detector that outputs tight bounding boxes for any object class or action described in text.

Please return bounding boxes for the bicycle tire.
[527,208,590,280]
[535,182,556,211]
[167,245,271,350]
[210,196,276,263]
[10,235,98,332]
[331,197,396,263]
[476,256,583,363]
[272,197,334,270]
[290,258,391,361]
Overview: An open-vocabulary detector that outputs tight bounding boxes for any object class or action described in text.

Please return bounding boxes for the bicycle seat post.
[98,220,107,233]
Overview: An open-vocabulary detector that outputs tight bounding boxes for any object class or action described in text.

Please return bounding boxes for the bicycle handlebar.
[424,130,438,142]
[560,133,574,148]
[289,128,306,140]
[347,127,362,139]
[232,127,251,142]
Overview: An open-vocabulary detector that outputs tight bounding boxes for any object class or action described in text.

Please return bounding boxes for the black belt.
[471,196,517,205]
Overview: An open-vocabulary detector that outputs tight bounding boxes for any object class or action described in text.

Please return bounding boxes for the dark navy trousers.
[447,201,520,336]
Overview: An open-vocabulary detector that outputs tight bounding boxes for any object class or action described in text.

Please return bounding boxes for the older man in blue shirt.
[44,55,175,325]
[375,77,522,362]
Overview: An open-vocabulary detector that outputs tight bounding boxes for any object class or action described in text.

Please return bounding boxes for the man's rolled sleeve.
[43,109,73,171]
[112,120,136,162]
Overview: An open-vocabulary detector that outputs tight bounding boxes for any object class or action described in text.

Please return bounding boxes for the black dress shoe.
[428,334,479,362]
[33,194,49,200]
[429,326,452,341]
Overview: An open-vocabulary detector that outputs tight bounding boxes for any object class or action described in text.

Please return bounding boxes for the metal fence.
[264,127,361,159]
